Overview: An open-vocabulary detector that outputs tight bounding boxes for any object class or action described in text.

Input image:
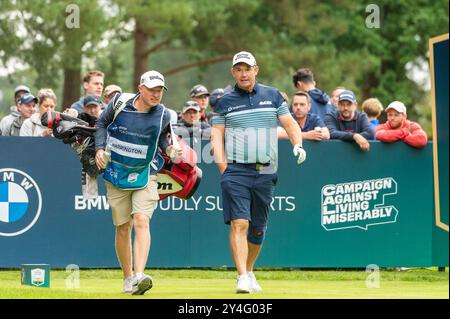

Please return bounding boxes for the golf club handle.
[41,111,88,127]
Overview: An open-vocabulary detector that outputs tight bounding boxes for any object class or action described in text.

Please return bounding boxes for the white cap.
[140,70,167,90]
[103,84,122,98]
[182,100,201,113]
[14,85,30,95]
[385,101,406,114]
[232,51,257,67]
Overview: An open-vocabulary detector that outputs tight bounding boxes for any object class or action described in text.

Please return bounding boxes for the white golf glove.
[293,144,306,165]
[166,145,183,160]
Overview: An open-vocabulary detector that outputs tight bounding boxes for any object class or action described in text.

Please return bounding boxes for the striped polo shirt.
[213,82,290,164]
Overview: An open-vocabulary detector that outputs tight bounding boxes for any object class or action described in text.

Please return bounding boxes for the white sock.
[238,274,248,280]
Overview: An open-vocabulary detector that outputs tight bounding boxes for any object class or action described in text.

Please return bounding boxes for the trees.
[0,0,117,108]
[254,0,448,123]
[112,0,263,88]
[1,0,448,127]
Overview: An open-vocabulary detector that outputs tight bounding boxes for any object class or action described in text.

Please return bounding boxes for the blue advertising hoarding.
[0,137,446,268]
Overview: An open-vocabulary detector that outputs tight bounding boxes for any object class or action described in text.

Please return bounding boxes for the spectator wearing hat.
[207,87,224,123]
[209,88,225,110]
[190,84,210,123]
[70,70,104,113]
[324,90,375,151]
[81,95,103,124]
[278,91,330,140]
[174,100,211,141]
[330,86,346,107]
[362,98,383,129]
[0,85,31,135]
[207,86,232,123]
[20,89,56,137]
[12,85,32,112]
[292,68,333,120]
[103,84,122,105]
[66,95,104,126]
[376,101,427,148]
[1,93,38,136]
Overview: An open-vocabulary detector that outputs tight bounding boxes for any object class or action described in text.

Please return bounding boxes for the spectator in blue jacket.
[278,91,330,141]
[324,90,375,151]
[292,68,333,120]
[361,97,383,129]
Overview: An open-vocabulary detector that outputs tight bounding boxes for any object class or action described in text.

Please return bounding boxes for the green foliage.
[0,0,120,92]
[1,0,448,127]
[0,269,448,299]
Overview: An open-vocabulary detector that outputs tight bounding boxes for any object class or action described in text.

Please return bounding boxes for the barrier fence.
[0,137,447,268]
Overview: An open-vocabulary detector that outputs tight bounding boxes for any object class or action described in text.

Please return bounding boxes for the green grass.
[0,268,448,299]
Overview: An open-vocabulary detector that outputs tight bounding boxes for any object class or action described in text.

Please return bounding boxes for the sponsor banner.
[321,178,398,231]
[0,168,42,237]
[0,137,445,267]
[74,194,296,213]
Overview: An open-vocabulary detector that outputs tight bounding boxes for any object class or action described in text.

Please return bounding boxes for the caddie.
[95,70,181,295]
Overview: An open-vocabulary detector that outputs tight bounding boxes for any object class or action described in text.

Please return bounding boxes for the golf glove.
[293,144,306,165]
[166,145,183,160]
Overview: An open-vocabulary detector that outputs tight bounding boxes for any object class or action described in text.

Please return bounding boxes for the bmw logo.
[0,168,42,237]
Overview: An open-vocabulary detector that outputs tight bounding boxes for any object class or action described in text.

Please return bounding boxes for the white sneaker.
[123,275,134,293]
[131,273,153,295]
[248,272,262,292]
[236,274,251,294]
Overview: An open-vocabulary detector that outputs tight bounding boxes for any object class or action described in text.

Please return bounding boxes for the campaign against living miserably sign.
[321,178,398,231]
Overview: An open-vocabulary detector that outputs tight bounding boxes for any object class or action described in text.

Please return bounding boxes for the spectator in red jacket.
[376,101,428,148]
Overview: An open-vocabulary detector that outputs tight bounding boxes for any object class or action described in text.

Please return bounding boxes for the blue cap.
[209,85,232,108]
[83,95,103,107]
[18,93,38,105]
[209,88,225,107]
[338,90,356,104]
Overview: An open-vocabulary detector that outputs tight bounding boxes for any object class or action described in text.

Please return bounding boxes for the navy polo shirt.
[300,112,326,132]
[213,82,290,164]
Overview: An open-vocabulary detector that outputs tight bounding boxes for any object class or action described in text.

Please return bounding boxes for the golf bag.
[41,110,202,200]
[157,134,202,200]
[41,111,101,198]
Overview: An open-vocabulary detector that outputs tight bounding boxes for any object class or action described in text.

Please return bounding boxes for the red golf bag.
[157,135,202,200]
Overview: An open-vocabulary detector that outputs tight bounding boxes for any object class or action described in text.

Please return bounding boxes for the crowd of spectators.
[279,68,427,150]
[0,67,428,150]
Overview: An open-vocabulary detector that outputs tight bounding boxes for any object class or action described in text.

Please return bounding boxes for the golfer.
[211,51,306,293]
